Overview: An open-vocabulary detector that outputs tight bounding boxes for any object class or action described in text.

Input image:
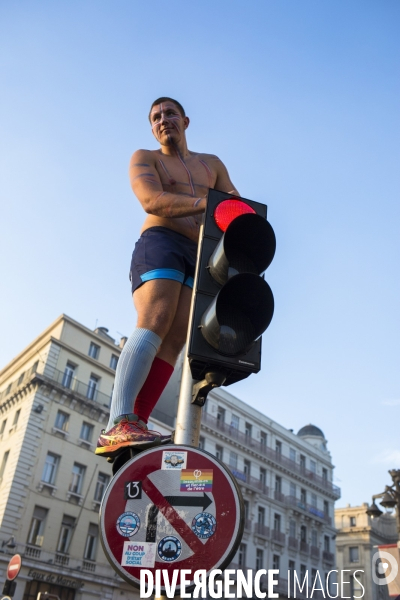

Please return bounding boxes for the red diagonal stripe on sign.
[142,476,204,554]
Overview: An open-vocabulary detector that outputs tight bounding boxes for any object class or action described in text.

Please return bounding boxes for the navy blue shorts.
[129,227,198,294]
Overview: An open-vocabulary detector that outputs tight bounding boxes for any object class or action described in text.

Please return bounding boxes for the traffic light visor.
[209,213,276,286]
[200,273,274,355]
[214,199,256,232]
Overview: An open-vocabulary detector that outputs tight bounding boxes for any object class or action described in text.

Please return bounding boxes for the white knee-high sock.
[106,328,162,430]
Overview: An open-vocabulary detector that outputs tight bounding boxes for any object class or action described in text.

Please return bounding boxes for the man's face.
[150,101,189,146]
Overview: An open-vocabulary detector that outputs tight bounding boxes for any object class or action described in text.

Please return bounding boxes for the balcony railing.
[323,550,335,564]
[201,412,341,498]
[311,545,320,559]
[271,529,285,545]
[253,523,270,538]
[225,465,269,496]
[285,495,331,524]
[299,541,309,555]
[288,536,298,550]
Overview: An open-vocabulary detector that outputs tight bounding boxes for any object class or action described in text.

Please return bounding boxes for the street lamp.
[1,536,16,550]
[366,469,400,538]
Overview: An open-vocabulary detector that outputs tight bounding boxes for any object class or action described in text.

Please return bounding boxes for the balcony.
[323,550,335,564]
[299,541,309,555]
[288,536,298,551]
[225,465,269,497]
[271,529,285,545]
[253,523,270,538]
[311,545,320,559]
[285,495,331,524]
[273,490,285,503]
[201,412,341,498]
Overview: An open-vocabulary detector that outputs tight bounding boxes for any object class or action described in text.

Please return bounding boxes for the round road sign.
[6,554,21,581]
[100,444,244,591]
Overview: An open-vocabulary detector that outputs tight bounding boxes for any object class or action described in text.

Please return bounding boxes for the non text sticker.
[116,512,140,537]
[162,450,187,470]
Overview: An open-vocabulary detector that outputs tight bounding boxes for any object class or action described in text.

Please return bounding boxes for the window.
[62,363,76,388]
[13,409,21,426]
[243,500,249,521]
[349,546,359,563]
[27,506,48,546]
[300,488,307,505]
[300,454,306,471]
[289,561,295,588]
[0,419,6,434]
[311,493,317,508]
[57,515,76,553]
[245,422,252,438]
[290,482,296,498]
[6,383,12,395]
[272,554,280,570]
[18,371,25,385]
[87,375,99,400]
[229,451,238,469]
[275,440,282,454]
[259,467,266,486]
[275,475,282,493]
[324,535,330,552]
[80,422,94,443]
[42,452,60,484]
[69,463,86,495]
[55,410,69,432]
[300,525,307,542]
[289,520,296,538]
[0,450,10,479]
[258,506,265,525]
[260,431,267,446]
[273,513,281,531]
[311,569,317,584]
[215,445,223,461]
[350,516,356,527]
[351,573,363,597]
[198,436,205,450]
[109,354,118,370]
[324,500,329,517]
[94,472,110,502]
[84,523,98,561]
[311,529,318,547]
[322,467,328,481]
[32,360,39,373]
[289,447,296,462]
[256,549,264,571]
[88,342,100,359]
[231,414,239,430]
[243,459,251,480]
[300,564,307,583]
[238,543,246,567]
[310,460,316,473]
[216,406,225,423]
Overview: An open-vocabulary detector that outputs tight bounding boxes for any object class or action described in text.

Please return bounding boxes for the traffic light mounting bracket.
[192,370,227,406]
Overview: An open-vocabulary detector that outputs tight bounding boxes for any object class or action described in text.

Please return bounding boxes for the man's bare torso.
[134,149,220,243]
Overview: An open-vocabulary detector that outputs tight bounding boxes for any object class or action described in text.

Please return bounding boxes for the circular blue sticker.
[191,512,217,539]
[158,536,182,562]
[116,512,140,537]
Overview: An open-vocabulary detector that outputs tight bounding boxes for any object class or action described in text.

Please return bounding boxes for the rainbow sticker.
[180,469,213,492]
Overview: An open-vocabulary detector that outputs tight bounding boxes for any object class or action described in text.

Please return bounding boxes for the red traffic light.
[214,199,256,232]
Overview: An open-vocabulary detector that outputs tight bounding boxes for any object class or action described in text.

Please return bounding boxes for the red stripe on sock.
[133,357,174,423]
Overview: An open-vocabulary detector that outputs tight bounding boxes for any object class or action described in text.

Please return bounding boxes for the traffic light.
[188,189,275,404]
[2,578,16,596]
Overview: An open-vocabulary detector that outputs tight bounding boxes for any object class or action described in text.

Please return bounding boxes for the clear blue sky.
[1,1,399,508]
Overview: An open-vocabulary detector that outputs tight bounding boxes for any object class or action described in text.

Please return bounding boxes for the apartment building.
[0,314,340,599]
[335,503,398,600]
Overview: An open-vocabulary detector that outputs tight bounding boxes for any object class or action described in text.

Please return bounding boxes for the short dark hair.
[148,97,185,121]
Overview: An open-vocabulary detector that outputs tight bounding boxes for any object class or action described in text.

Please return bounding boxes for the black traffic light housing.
[188,189,275,399]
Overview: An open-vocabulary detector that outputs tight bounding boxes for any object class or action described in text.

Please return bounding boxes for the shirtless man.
[95,97,239,457]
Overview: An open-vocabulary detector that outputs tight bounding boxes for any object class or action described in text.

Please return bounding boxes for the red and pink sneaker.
[95,414,167,457]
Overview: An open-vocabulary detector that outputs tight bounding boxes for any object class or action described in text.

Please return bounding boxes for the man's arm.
[129,150,206,218]
[213,157,240,195]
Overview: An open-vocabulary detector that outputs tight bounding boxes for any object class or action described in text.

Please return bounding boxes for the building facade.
[1,315,340,599]
[335,503,398,600]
